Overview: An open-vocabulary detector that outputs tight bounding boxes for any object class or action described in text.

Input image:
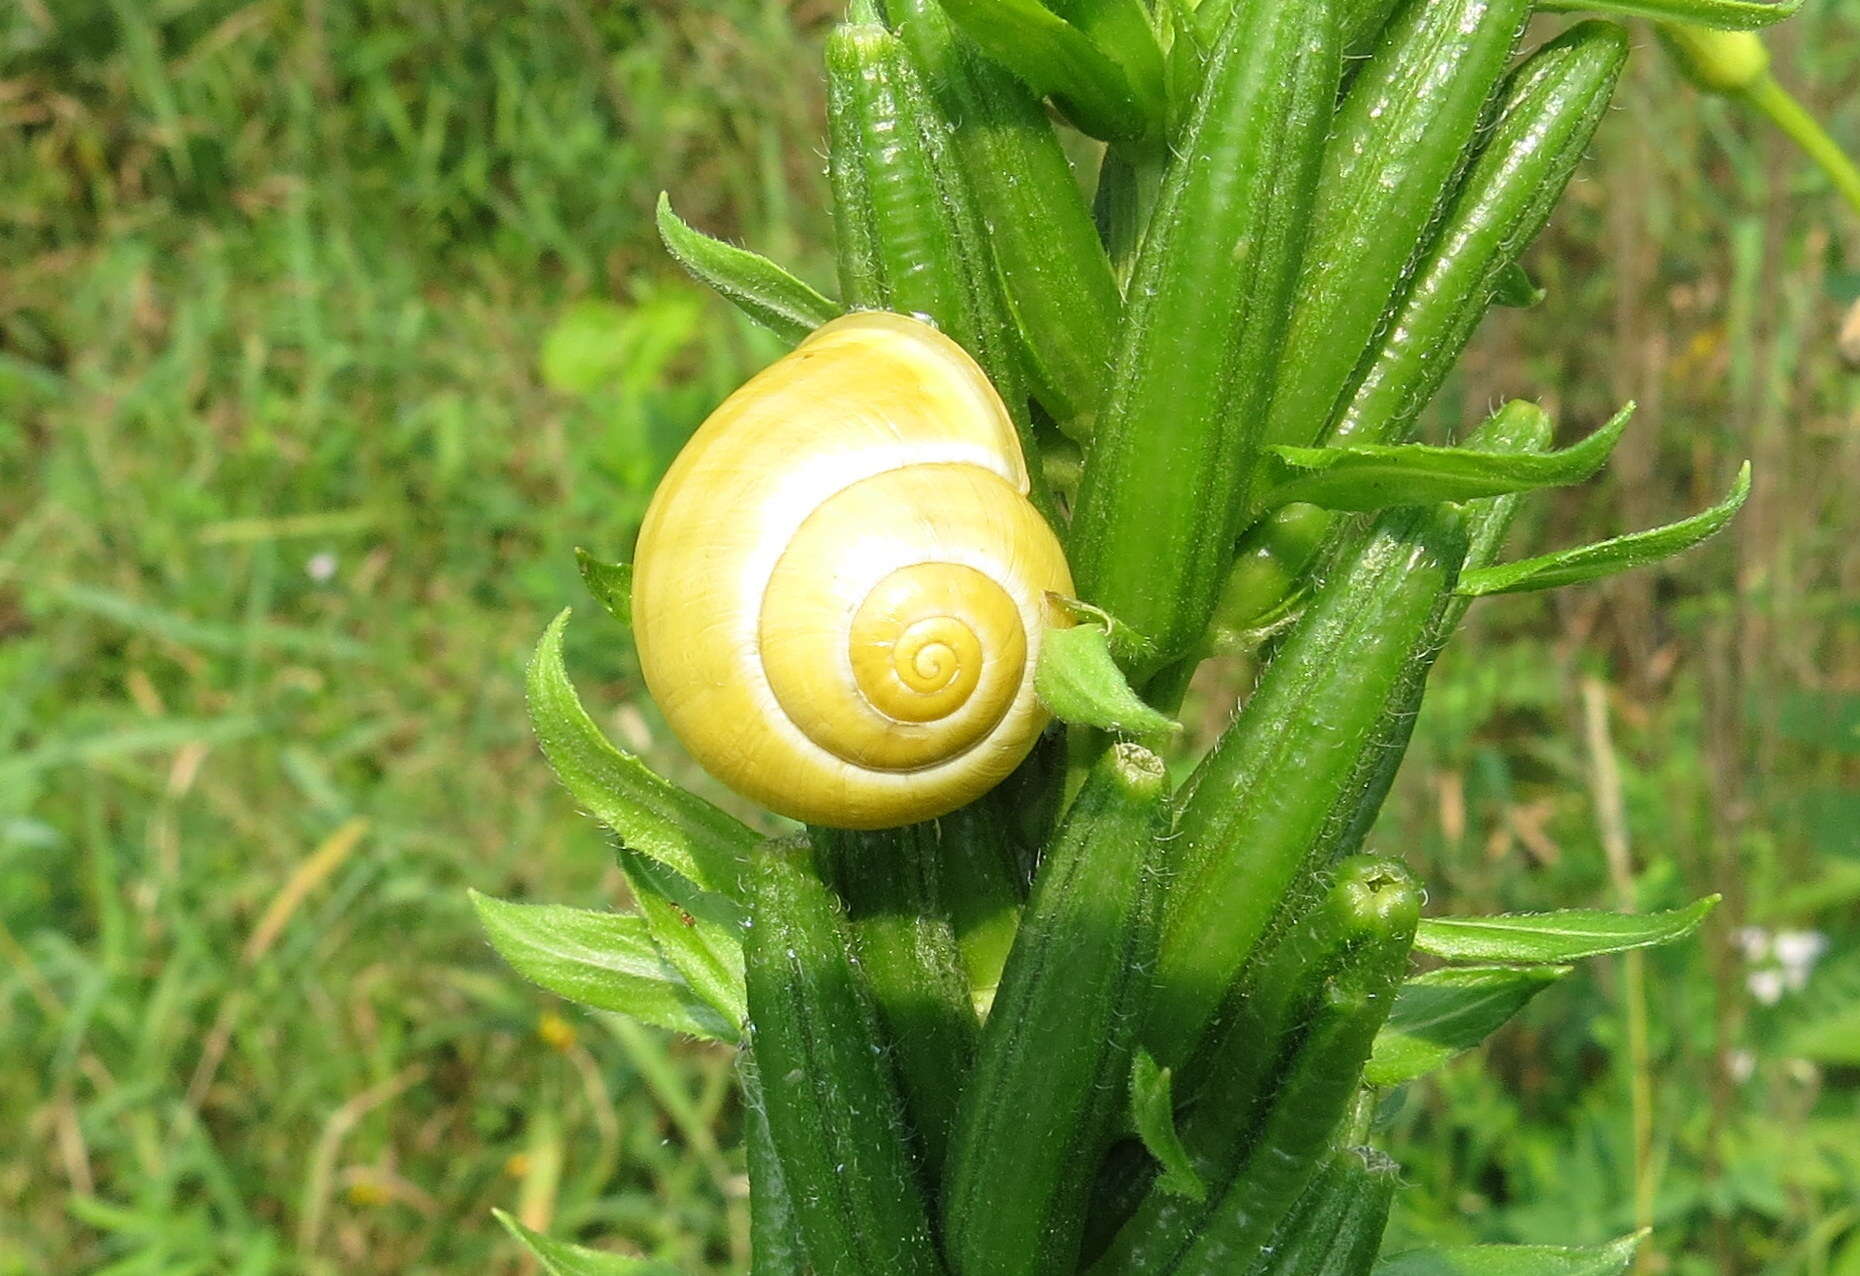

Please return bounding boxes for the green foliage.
[1366,967,1573,1087]
[1413,898,1720,964]
[9,0,1860,1271]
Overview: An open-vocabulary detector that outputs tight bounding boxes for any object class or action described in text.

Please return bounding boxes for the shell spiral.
[632,312,1074,829]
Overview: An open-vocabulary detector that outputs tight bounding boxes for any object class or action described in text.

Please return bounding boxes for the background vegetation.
[2,0,1855,1271]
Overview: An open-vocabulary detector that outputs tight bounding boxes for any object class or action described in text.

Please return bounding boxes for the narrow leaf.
[1458,462,1750,596]
[1415,896,1719,964]
[1364,965,1569,1086]
[620,846,748,1030]
[1541,0,1800,30]
[1492,262,1545,308]
[494,1209,682,1275]
[936,0,1160,143]
[656,193,840,344]
[1375,1232,1646,1276]
[575,549,632,630]
[1129,1049,1206,1201]
[1263,403,1630,512]
[527,610,756,900]
[470,892,735,1042]
[1034,623,1181,738]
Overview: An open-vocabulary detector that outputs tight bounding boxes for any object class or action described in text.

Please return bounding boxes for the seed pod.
[744,838,944,1275]
[942,744,1169,1276]
[1329,21,1631,446]
[882,0,1122,434]
[826,17,1057,522]
[1263,0,1532,458]
[1068,0,1342,677]
[1145,504,1467,1069]
[815,824,979,1189]
[1250,1147,1400,1276]
[1101,857,1419,1271]
[1169,951,1407,1276]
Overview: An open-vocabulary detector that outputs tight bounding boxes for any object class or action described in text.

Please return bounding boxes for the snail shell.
[632,312,1073,829]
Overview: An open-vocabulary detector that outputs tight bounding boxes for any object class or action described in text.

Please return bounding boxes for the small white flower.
[1733,926,1771,961]
[1766,930,1829,993]
[1725,1049,1755,1083]
[306,551,339,583]
[1747,968,1786,1005]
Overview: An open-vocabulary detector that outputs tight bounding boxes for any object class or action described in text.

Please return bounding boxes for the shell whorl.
[632,312,1072,829]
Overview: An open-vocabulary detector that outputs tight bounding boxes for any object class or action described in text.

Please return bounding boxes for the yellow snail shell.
[632,312,1073,829]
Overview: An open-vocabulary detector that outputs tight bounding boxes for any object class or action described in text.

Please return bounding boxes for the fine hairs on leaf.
[655,192,840,343]
[1459,461,1751,595]
[1262,401,1634,512]
[1414,897,1720,964]
[494,1209,682,1275]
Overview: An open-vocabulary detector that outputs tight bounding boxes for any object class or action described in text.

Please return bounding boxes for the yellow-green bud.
[1657,23,1770,96]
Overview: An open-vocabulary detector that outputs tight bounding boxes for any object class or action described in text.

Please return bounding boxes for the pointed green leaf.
[620,846,748,1030]
[1375,1232,1646,1276]
[575,550,632,630]
[1034,623,1181,738]
[1458,462,1750,596]
[1364,966,1569,1086]
[1129,1049,1206,1201]
[528,610,756,899]
[1263,403,1630,512]
[936,0,1162,143]
[1492,262,1545,308]
[1541,0,1800,30]
[1415,896,1719,964]
[656,193,840,344]
[494,1209,682,1275]
[470,892,735,1041]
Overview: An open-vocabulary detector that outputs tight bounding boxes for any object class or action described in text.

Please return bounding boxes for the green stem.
[1741,72,1860,217]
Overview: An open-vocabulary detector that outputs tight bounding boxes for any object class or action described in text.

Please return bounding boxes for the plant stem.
[1581,678,1655,1271]
[1741,73,1860,217]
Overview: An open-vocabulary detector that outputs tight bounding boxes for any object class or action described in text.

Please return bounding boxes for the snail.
[632,311,1074,829]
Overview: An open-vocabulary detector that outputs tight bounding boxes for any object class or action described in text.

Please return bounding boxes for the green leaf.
[527,611,756,900]
[1263,403,1629,512]
[619,847,748,1031]
[1492,261,1545,308]
[655,193,839,344]
[1541,0,1800,30]
[494,1209,681,1275]
[469,892,735,1042]
[1128,1049,1206,1201]
[1458,462,1750,596]
[936,0,1162,143]
[1414,896,1719,963]
[574,550,632,630]
[1034,623,1180,738]
[1375,1232,1646,1276]
[1364,966,1569,1086]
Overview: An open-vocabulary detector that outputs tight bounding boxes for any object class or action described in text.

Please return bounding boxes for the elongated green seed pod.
[1262,0,1531,458]
[824,21,1060,526]
[1329,21,1631,446]
[741,1052,809,1276]
[1252,1147,1400,1276]
[943,744,1169,1276]
[815,824,979,1189]
[744,838,944,1276]
[1103,857,1418,1270]
[1068,0,1341,678]
[1145,505,1466,1069]
[932,799,1028,1016]
[1169,950,1410,1276]
[882,0,1122,435]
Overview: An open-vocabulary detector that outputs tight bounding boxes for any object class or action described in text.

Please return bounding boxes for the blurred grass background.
[1,0,1856,1272]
